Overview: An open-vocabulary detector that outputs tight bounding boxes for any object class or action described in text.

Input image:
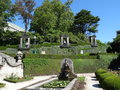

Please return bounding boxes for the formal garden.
[0,0,120,90]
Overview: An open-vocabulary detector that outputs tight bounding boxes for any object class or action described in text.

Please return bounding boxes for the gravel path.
[78,73,103,90]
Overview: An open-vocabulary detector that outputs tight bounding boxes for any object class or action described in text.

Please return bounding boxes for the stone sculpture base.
[58,58,77,80]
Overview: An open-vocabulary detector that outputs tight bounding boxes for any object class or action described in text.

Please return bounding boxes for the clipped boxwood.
[0,83,6,88]
[95,69,107,79]
[99,72,115,87]
[102,75,120,90]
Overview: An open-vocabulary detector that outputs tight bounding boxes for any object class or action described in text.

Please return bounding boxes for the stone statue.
[14,51,24,63]
[58,58,77,80]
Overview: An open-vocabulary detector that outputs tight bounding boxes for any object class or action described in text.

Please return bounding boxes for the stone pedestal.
[58,58,77,80]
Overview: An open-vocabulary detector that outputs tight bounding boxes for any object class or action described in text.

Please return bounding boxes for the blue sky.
[12,0,120,43]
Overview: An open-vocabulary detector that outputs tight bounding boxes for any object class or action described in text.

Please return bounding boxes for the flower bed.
[4,74,33,83]
[0,83,6,88]
[42,80,70,88]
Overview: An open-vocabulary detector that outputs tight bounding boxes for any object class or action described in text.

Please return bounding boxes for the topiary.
[95,69,107,80]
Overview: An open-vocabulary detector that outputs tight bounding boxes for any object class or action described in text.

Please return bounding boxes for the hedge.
[95,69,107,79]
[102,75,120,90]
[23,58,99,76]
[95,69,120,90]
[25,53,97,59]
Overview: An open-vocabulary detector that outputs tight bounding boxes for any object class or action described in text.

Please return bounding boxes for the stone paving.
[78,73,103,90]
[0,73,103,90]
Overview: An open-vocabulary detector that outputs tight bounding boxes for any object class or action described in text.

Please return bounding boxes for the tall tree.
[71,9,100,35]
[0,0,14,44]
[0,0,14,31]
[14,0,36,32]
[30,0,74,35]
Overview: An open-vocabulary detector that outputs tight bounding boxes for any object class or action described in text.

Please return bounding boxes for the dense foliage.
[30,0,74,34]
[107,35,120,53]
[95,69,120,90]
[70,9,100,35]
[0,0,102,46]
[0,0,14,43]
[23,54,116,76]
[29,0,100,44]
[0,0,14,30]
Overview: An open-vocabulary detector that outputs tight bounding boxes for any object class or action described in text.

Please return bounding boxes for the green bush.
[95,69,107,79]
[99,72,115,86]
[0,83,6,88]
[102,75,120,90]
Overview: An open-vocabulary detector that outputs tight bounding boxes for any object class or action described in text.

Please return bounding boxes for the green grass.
[78,77,85,82]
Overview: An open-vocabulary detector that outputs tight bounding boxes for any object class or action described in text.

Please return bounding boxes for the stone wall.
[31,45,107,55]
[0,53,23,80]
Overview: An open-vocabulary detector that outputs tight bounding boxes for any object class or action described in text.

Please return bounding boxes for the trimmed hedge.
[25,53,97,59]
[102,76,120,90]
[99,72,116,87]
[95,69,107,79]
[23,58,99,76]
[0,45,17,50]
[95,69,120,90]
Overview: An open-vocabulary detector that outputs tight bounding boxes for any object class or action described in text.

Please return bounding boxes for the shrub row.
[0,45,17,50]
[95,69,120,90]
[23,58,99,76]
[25,53,97,59]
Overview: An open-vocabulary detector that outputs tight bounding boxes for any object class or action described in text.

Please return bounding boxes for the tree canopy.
[30,0,74,35]
[14,0,36,32]
[0,0,14,31]
[71,9,100,35]
[107,35,120,53]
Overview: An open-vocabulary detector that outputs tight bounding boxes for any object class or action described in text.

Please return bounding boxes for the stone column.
[20,38,23,48]
[94,37,96,46]
[28,38,30,48]
[61,37,63,45]
[28,38,30,44]
[67,37,69,46]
